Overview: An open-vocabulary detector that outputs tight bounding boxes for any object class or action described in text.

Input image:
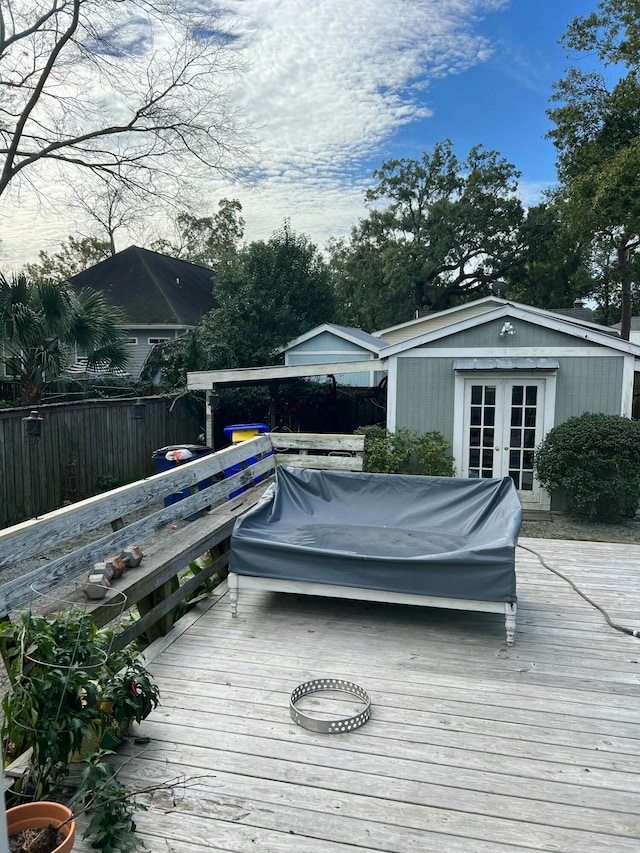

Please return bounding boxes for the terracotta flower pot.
[6,801,75,853]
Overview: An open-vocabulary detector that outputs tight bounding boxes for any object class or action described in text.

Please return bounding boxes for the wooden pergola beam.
[187,359,386,390]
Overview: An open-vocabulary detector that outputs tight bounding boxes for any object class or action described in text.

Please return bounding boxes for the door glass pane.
[507,382,540,494]
[467,383,496,479]
[467,379,542,494]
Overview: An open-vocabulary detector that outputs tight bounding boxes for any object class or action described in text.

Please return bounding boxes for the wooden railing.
[0,433,364,653]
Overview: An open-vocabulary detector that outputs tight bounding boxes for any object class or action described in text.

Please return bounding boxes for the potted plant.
[0,607,159,800]
[5,801,75,853]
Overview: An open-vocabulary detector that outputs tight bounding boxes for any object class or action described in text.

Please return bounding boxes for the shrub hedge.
[534,413,640,522]
[355,425,455,476]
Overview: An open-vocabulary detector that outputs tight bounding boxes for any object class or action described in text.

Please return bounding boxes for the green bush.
[534,413,640,522]
[355,426,455,476]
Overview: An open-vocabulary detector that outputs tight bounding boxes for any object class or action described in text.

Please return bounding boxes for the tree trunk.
[618,242,631,341]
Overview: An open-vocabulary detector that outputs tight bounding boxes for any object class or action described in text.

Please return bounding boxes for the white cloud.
[1,0,513,267]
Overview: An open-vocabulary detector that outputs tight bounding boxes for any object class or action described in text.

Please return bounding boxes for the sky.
[0,0,600,270]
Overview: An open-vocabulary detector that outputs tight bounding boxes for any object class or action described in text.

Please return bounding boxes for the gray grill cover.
[230,467,522,603]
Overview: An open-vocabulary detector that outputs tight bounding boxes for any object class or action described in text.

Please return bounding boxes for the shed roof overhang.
[453,358,560,370]
[187,359,387,390]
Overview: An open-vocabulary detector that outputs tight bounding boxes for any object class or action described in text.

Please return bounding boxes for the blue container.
[222,423,273,498]
[152,444,214,520]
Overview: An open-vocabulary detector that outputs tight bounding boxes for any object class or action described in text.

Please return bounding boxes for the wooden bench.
[0,433,364,650]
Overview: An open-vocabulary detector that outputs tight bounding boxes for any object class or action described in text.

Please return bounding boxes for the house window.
[1,345,19,378]
[125,337,138,345]
[147,337,171,345]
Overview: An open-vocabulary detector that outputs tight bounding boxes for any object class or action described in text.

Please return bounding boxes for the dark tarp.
[230,467,522,603]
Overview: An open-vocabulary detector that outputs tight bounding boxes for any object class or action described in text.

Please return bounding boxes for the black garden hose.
[517,542,640,638]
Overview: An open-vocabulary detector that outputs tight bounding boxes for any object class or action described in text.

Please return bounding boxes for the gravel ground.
[520,513,640,543]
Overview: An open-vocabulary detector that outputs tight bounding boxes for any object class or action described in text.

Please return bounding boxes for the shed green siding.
[395,355,624,440]
[425,318,597,349]
[554,357,623,422]
[396,358,454,439]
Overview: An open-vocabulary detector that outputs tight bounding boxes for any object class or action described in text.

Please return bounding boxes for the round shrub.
[534,413,640,522]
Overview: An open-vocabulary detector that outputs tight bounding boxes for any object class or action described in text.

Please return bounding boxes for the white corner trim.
[396,347,625,358]
[621,355,635,416]
[386,358,398,431]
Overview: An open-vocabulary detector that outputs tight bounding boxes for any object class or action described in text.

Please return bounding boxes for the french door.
[462,378,546,505]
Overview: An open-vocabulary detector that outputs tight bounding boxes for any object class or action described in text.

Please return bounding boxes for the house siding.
[378,303,502,345]
[554,356,623,423]
[396,358,454,441]
[125,327,187,378]
[424,318,596,349]
[394,355,624,433]
[286,332,379,386]
[287,331,369,354]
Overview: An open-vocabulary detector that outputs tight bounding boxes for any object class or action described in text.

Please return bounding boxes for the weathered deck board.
[72,536,640,852]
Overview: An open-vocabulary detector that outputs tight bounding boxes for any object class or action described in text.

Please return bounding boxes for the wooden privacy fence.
[0,396,201,528]
[0,433,365,651]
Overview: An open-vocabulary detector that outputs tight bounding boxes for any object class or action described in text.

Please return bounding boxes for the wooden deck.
[73,536,640,852]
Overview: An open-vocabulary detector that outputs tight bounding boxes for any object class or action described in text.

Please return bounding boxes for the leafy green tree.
[506,199,594,309]
[197,221,335,369]
[0,273,128,403]
[548,2,640,338]
[331,141,524,329]
[155,331,207,391]
[329,225,408,331]
[25,236,112,282]
[563,0,640,67]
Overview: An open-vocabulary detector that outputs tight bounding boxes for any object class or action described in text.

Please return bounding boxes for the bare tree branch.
[0,0,249,200]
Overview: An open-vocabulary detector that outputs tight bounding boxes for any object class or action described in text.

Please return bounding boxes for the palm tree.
[0,273,129,404]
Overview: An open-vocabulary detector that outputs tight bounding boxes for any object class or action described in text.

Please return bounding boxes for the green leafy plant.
[76,751,148,853]
[355,426,455,476]
[0,608,159,801]
[534,412,640,522]
[97,474,123,492]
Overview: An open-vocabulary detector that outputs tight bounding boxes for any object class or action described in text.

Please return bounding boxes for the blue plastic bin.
[222,423,273,498]
[152,444,214,520]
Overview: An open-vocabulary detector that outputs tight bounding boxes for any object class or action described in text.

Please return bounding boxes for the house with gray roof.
[66,245,216,379]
